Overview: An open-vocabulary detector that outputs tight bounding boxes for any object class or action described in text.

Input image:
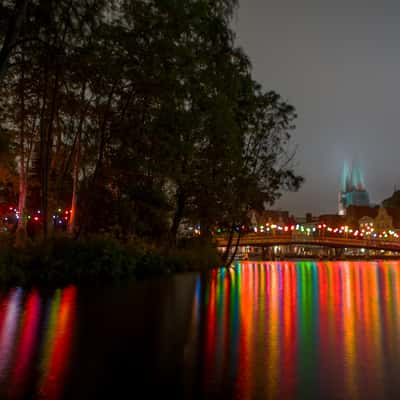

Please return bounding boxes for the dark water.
[1,261,400,399]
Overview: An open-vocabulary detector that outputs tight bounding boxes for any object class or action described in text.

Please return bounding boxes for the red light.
[290,225,295,230]
[318,225,322,229]
[323,224,327,228]
[34,216,39,221]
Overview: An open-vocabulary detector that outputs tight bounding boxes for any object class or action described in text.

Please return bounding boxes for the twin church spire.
[339,161,369,215]
[341,160,365,193]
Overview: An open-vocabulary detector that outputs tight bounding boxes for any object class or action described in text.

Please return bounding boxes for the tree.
[0,0,29,81]
[0,0,303,253]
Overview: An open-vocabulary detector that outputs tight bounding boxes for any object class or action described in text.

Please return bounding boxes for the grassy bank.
[0,235,221,287]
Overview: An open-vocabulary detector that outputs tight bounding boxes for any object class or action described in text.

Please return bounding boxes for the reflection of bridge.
[215,233,400,252]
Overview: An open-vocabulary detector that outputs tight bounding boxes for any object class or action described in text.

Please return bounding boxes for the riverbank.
[0,235,221,287]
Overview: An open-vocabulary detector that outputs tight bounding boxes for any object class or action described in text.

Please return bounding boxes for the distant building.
[346,205,400,231]
[359,215,374,229]
[318,214,346,227]
[383,190,400,209]
[294,213,319,225]
[248,209,295,227]
[338,161,370,215]
[374,206,393,232]
[381,191,400,228]
[264,210,290,224]
[346,205,378,228]
[385,208,400,229]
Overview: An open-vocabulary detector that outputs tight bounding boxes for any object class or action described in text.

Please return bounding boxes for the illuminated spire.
[341,162,350,192]
[351,159,365,191]
[339,159,369,214]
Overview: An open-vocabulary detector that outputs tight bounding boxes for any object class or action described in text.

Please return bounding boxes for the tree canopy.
[0,0,303,245]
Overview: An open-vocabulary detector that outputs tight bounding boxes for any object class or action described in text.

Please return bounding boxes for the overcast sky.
[234,0,400,216]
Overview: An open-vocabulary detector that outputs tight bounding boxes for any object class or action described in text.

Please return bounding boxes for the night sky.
[235,0,400,216]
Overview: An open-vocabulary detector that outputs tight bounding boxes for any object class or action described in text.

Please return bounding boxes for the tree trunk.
[16,164,27,246]
[222,225,235,263]
[77,87,115,238]
[39,59,49,238]
[40,62,59,238]
[170,187,186,243]
[16,59,27,246]
[68,130,80,234]
[67,83,87,235]
[226,229,242,267]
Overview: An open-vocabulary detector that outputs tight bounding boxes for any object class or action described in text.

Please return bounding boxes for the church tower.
[338,161,370,215]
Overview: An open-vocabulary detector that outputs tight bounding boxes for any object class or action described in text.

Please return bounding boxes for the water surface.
[1,261,400,399]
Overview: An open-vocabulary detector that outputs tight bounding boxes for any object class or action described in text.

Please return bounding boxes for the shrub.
[0,234,221,286]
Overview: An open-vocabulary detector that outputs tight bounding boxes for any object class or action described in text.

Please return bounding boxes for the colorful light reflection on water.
[0,286,76,400]
[187,261,400,400]
[1,263,400,399]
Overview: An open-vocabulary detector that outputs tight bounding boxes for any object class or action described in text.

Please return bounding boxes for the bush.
[0,235,221,287]
[0,235,135,286]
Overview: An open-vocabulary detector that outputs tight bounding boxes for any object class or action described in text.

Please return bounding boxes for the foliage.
[1,0,303,257]
[0,234,221,286]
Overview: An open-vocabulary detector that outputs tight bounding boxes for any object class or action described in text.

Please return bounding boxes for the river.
[0,260,399,399]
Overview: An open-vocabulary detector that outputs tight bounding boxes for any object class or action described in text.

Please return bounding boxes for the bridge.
[214,233,400,252]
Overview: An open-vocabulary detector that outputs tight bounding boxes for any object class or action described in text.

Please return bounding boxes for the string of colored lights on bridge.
[3,205,399,241]
[216,223,399,240]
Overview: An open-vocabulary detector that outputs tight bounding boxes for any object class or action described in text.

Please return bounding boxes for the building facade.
[374,206,393,232]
